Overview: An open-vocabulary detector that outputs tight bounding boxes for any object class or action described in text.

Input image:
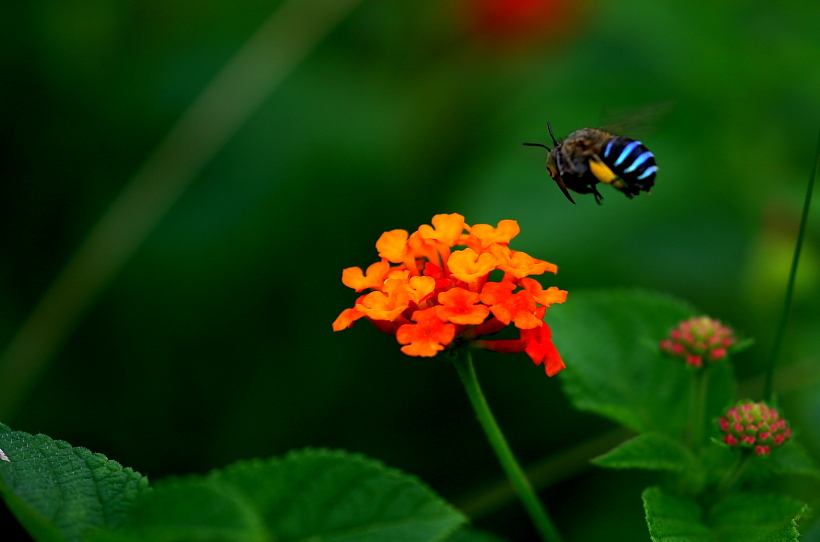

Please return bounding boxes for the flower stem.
[687,368,709,451]
[715,453,751,496]
[764,127,820,401]
[453,351,564,542]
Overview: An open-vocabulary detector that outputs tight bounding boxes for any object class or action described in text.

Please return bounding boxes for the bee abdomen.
[602,137,657,194]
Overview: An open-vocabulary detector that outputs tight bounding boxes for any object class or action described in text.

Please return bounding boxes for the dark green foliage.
[0,423,150,542]
[643,487,807,542]
[89,448,467,542]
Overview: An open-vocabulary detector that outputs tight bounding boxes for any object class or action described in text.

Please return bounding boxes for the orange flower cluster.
[332,214,567,376]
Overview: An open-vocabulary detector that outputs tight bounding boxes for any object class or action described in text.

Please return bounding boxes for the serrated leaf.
[643,486,807,542]
[643,486,713,542]
[550,289,736,438]
[0,423,150,542]
[89,448,467,542]
[593,432,697,472]
[708,492,807,542]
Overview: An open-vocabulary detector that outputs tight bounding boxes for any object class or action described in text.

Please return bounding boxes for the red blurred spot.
[458,0,571,43]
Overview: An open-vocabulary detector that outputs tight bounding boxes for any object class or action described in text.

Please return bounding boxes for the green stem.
[764,127,820,401]
[453,351,564,542]
[715,453,751,496]
[687,368,709,451]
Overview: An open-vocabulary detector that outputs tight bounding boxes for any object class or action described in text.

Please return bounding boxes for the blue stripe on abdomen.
[604,139,615,158]
[614,140,642,166]
[637,165,658,180]
[624,151,654,173]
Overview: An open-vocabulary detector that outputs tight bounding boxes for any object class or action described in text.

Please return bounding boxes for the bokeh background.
[2,0,820,540]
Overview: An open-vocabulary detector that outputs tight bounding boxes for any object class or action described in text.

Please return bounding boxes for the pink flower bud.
[719,400,790,454]
[719,417,729,431]
[709,348,726,360]
[659,316,737,369]
[686,354,703,368]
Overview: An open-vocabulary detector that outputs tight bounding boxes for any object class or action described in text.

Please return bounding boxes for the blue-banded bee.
[525,123,657,204]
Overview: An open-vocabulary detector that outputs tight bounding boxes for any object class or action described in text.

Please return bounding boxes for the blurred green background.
[2,0,820,540]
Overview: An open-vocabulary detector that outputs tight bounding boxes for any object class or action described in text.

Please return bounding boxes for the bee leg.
[591,186,604,205]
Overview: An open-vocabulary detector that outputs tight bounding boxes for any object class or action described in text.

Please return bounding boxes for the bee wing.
[599,101,674,138]
[553,176,576,204]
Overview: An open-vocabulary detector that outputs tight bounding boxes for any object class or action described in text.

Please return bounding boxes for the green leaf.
[747,441,820,480]
[593,432,697,472]
[708,492,807,542]
[643,486,807,542]
[550,289,736,438]
[0,423,150,542]
[89,448,467,542]
[643,486,713,542]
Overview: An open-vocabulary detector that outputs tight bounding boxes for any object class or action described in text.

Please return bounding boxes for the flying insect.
[525,123,657,204]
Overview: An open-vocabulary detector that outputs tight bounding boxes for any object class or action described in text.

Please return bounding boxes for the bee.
[525,123,657,204]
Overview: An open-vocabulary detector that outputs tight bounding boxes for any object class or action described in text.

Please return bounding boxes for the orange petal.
[466,220,520,251]
[376,229,409,263]
[435,287,490,325]
[479,280,516,306]
[341,259,391,292]
[332,307,364,331]
[418,213,466,247]
[521,323,565,376]
[519,278,567,307]
[396,308,456,357]
[355,279,410,321]
[407,275,436,304]
[485,289,539,329]
[497,250,557,279]
[406,231,441,268]
[448,248,498,285]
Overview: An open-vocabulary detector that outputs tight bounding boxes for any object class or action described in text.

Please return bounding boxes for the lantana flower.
[719,401,791,456]
[659,316,736,368]
[333,214,567,376]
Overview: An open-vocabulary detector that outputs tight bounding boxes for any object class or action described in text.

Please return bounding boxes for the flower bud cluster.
[719,401,791,456]
[659,316,736,368]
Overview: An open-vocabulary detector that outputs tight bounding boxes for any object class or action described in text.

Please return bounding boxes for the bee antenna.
[547,122,559,146]
[523,142,551,151]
